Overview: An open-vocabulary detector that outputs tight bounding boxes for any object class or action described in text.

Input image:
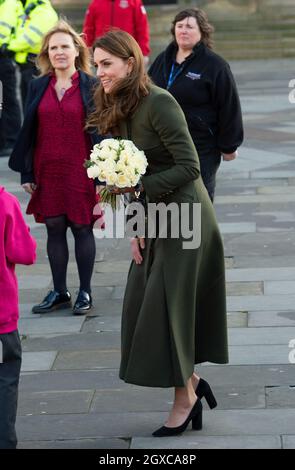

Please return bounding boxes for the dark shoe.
[152,399,202,437]
[32,290,72,314]
[73,290,92,315]
[195,378,217,409]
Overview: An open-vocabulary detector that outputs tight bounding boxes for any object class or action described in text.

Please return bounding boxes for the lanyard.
[167,62,184,90]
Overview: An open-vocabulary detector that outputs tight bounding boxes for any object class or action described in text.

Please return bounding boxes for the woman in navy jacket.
[9,20,103,315]
[149,8,243,201]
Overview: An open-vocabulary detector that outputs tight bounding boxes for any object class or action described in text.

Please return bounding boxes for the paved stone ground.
[0,59,295,449]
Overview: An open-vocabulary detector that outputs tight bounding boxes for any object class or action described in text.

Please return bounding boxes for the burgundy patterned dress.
[27,72,103,227]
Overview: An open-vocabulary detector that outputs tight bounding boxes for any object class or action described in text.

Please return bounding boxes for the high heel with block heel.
[152,399,203,437]
[195,378,217,409]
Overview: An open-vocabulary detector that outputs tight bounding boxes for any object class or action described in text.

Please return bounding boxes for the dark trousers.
[199,155,221,202]
[19,63,38,108]
[0,57,21,149]
[0,330,22,449]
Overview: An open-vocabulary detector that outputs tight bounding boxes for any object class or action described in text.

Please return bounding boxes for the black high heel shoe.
[152,399,203,437]
[195,378,217,409]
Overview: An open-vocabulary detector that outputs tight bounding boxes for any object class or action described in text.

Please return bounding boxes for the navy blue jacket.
[9,70,102,184]
[149,41,243,159]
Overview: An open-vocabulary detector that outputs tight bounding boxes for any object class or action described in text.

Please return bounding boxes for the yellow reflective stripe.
[23,33,35,46]
[0,20,13,30]
[29,25,43,37]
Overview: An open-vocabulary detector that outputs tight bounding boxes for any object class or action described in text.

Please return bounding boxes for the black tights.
[45,215,96,294]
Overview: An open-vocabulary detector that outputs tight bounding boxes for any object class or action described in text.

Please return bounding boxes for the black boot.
[32,290,72,314]
[73,290,92,315]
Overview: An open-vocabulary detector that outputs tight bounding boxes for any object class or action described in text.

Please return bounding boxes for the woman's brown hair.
[171,8,214,50]
[37,19,92,76]
[87,30,151,135]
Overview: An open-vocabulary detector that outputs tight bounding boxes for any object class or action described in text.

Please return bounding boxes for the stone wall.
[51,0,295,59]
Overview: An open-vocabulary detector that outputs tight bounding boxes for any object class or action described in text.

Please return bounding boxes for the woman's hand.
[96,185,105,195]
[22,183,36,194]
[222,150,238,161]
[131,237,145,265]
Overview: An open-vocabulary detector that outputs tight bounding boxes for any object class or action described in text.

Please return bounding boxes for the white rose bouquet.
[85,138,148,210]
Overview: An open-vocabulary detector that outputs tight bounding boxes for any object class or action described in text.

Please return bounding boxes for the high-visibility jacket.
[8,0,58,64]
[83,0,150,56]
[0,0,20,47]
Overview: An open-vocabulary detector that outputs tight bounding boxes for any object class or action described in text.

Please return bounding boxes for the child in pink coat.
[0,186,37,449]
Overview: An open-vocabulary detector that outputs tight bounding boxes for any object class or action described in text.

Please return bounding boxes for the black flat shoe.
[152,399,202,437]
[195,378,217,409]
[32,290,72,314]
[73,290,92,315]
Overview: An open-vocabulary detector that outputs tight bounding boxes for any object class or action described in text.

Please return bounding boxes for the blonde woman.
[9,20,103,315]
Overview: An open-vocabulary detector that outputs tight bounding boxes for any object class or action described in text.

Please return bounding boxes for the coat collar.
[163,41,205,83]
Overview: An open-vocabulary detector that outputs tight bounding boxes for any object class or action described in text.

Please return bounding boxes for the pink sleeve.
[134,0,150,56]
[83,1,96,47]
[5,199,37,266]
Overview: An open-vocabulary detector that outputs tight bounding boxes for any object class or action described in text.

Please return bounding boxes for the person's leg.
[20,64,38,109]
[165,376,197,428]
[0,58,21,151]
[0,330,22,449]
[69,222,96,295]
[199,155,221,202]
[45,215,69,293]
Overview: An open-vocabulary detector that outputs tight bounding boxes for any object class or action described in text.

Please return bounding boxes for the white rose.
[87,165,100,179]
[105,171,118,186]
[116,174,132,188]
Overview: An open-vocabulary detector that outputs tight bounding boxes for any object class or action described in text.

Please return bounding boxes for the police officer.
[8,0,58,106]
[0,0,21,157]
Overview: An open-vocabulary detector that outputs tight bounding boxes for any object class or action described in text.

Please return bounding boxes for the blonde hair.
[87,30,151,135]
[37,19,92,75]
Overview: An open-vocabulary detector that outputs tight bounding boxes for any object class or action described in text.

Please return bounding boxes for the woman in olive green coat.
[89,30,228,437]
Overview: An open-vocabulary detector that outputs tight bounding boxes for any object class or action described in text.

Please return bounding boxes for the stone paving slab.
[17,275,51,290]
[251,171,295,179]
[219,222,257,234]
[233,256,295,269]
[226,282,263,296]
[264,281,295,295]
[90,385,265,413]
[52,350,120,371]
[227,294,295,312]
[18,438,130,449]
[19,317,85,336]
[19,369,123,392]
[227,311,248,328]
[216,194,295,204]
[90,388,172,414]
[257,186,295,194]
[217,346,292,366]
[18,390,95,416]
[228,327,295,346]
[81,316,121,332]
[95,261,131,273]
[22,352,58,372]
[21,331,120,352]
[197,365,295,387]
[131,435,281,449]
[219,148,294,174]
[265,386,295,408]
[248,311,295,327]
[15,409,295,441]
[282,436,295,449]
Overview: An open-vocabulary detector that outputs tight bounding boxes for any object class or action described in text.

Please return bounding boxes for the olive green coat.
[119,85,228,388]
